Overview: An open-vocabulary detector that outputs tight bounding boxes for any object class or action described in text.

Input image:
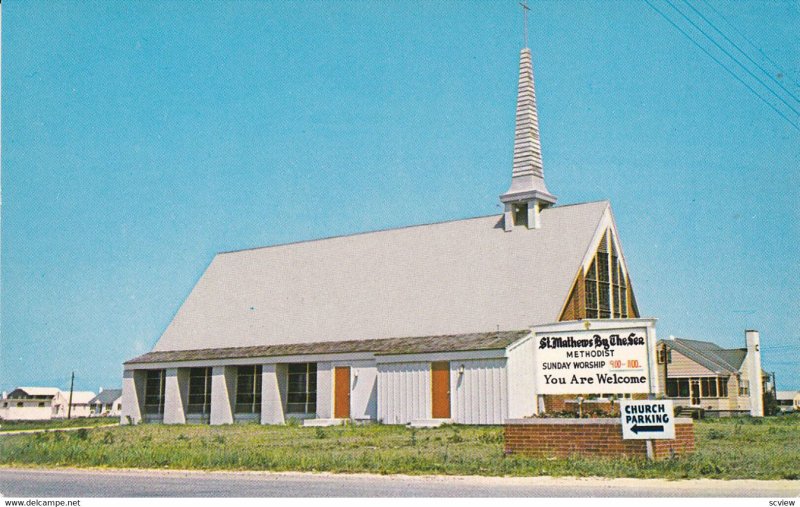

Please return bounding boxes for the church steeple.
[500,44,557,231]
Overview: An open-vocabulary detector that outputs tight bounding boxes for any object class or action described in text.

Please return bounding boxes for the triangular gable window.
[561,229,637,321]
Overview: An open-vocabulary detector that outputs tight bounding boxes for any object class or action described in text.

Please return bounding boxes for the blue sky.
[2,0,798,393]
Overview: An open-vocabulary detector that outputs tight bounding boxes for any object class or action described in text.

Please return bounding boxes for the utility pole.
[67,371,75,420]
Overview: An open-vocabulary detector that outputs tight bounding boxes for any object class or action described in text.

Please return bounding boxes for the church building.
[121,43,647,426]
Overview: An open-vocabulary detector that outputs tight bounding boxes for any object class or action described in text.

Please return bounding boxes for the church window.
[187,367,212,418]
[143,369,166,417]
[560,228,638,322]
[235,365,262,414]
[583,229,635,320]
[584,260,598,319]
[287,363,317,415]
[596,235,611,318]
[611,240,622,318]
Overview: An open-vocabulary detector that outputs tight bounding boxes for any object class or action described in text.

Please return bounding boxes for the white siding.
[377,362,430,424]
[451,359,507,424]
[668,350,716,377]
[506,336,537,418]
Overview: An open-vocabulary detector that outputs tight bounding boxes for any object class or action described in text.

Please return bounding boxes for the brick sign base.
[504,417,695,460]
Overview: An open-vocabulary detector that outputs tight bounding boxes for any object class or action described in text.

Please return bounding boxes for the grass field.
[0,417,117,432]
[0,415,797,479]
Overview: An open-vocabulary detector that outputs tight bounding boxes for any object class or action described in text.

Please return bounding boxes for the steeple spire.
[500,41,556,231]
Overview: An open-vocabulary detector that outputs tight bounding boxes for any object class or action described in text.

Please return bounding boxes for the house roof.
[56,391,96,405]
[149,201,611,353]
[8,387,61,398]
[89,389,122,405]
[776,391,799,400]
[661,338,747,374]
[127,330,531,365]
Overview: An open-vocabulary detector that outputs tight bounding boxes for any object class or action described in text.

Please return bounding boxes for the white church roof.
[152,200,612,352]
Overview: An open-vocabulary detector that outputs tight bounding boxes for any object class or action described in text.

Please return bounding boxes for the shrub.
[478,432,503,444]
[315,427,327,439]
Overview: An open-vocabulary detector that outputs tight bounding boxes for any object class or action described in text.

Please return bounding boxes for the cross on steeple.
[519,0,530,48]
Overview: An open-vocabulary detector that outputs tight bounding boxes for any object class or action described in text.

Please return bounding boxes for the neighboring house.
[656,331,769,417]
[776,391,800,413]
[0,387,60,421]
[89,388,122,417]
[52,391,96,419]
[122,45,650,426]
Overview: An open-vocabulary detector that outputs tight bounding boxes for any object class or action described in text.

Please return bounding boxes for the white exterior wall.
[0,401,54,421]
[450,358,508,424]
[261,363,287,424]
[92,398,122,417]
[121,370,145,424]
[124,346,518,425]
[163,368,189,424]
[315,362,333,419]
[377,362,431,424]
[210,366,236,425]
[506,335,537,418]
[330,360,377,420]
[53,404,92,419]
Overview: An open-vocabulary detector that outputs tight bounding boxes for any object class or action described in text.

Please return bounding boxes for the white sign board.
[620,400,675,440]
[535,328,651,394]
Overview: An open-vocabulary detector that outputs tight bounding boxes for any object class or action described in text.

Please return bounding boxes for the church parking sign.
[620,400,675,440]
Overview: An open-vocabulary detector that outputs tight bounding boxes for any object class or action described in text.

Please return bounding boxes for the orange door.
[431,361,451,419]
[334,366,351,419]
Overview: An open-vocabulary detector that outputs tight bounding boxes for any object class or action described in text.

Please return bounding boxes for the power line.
[663,0,799,117]
[697,0,800,91]
[642,0,800,132]
[682,0,800,106]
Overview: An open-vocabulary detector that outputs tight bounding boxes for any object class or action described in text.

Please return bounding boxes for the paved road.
[1,468,797,497]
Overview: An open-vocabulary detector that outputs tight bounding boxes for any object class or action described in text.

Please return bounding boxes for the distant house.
[656,330,769,417]
[89,389,122,417]
[776,391,800,413]
[0,387,60,421]
[52,391,96,419]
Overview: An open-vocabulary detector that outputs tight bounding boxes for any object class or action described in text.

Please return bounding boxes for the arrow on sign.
[631,424,664,434]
